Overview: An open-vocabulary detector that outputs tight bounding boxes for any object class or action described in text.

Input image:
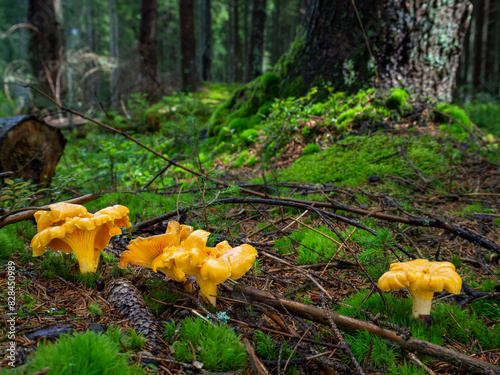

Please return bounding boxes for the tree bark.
[200,0,212,81]
[180,0,200,92]
[138,0,159,96]
[28,0,65,104]
[281,0,473,102]
[244,0,267,82]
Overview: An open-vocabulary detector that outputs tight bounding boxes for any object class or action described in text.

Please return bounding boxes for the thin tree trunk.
[180,0,200,92]
[28,0,65,105]
[243,0,249,76]
[494,1,500,95]
[233,0,241,82]
[139,0,159,95]
[227,1,233,82]
[200,0,212,81]
[86,0,93,49]
[245,0,267,82]
[473,0,484,93]
[271,0,280,66]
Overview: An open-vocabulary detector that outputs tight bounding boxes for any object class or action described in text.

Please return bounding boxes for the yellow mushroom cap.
[34,202,92,231]
[378,259,462,299]
[118,221,192,283]
[219,244,258,279]
[31,203,131,273]
[200,257,231,283]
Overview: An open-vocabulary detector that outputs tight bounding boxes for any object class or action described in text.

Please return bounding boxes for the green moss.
[337,290,500,351]
[227,117,251,132]
[246,154,258,167]
[164,318,248,372]
[20,331,142,375]
[231,151,249,169]
[282,134,450,187]
[240,129,258,145]
[301,143,320,156]
[385,88,410,111]
[0,221,35,262]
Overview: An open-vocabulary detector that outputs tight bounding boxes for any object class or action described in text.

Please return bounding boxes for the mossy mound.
[208,72,281,138]
[281,134,452,187]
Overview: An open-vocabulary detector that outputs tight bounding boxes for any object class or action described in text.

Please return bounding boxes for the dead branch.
[232,284,500,375]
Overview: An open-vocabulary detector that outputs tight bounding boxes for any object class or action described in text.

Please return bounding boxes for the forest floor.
[0,85,499,375]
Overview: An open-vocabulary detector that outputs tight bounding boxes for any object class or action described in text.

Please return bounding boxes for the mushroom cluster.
[119,221,258,306]
[377,259,462,318]
[31,202,131,273]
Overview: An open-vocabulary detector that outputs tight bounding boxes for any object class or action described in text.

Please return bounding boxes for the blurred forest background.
[1,0,305,112]
[0,0,499,115]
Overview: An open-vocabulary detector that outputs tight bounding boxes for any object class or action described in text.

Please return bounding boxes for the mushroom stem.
[196,277,217,306]
[62,229,99,273]
[409,290,434,318]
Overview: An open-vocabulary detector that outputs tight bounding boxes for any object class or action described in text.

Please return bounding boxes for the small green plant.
[19,330,142,374]
[387,360,427,375]
[356,228,394,280]
[163,317,248,372]
[88,303,103,316]
[144,288,180,316]
[106,325,147,351]
[101,252,116,263]
[254,330,295,360]
[344,329,397,368]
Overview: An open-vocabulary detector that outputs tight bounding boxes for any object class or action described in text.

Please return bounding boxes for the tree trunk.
[0,115,66,184]
[281,0,473,103]
[244,0,267,82]
[232,0,241,82]
[180,0,200,92]
[473,0,485,93]
[138,0,159,96]
[200,0,212,81]
[271,0,280,66]
[28,0,65,104]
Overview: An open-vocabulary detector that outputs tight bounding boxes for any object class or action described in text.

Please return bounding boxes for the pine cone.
[103,278,161,351]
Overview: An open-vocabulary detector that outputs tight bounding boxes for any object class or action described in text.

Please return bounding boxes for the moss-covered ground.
[0,82,499,374]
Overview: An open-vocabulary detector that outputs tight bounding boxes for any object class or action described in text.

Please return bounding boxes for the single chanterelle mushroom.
[31,203,131,273]
[119,221,193,285]
[377,259,462,318]
[155,228,258,306]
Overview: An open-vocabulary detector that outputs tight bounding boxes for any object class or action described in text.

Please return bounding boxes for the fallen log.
[232,284,500,375]
[0,115,66,183]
